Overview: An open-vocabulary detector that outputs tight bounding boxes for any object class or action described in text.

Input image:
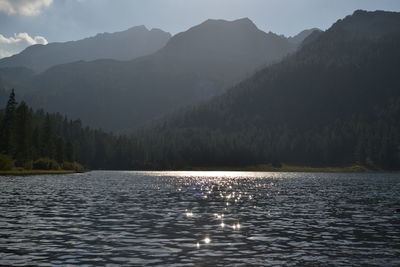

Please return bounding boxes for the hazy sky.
[0,0,400,57]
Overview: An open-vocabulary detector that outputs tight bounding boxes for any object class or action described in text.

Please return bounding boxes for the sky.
[0,0,400,58]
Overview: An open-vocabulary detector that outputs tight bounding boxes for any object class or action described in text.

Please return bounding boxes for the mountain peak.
[199,17,256,29]
[126,25,148,32]
[235,17,252,22]
[329,10,400,38]
[155,17,296,78]
[232,17,254,24]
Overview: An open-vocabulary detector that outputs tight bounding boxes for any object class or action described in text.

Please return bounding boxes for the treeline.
[0,90,140,170]
[133,98,400,170]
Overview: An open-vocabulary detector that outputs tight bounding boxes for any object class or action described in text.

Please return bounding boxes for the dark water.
[0,171,399,266]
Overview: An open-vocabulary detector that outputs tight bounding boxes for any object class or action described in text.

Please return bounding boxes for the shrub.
[23,160,33,170]
[62,161,85,172]
[271,159,282,168]
[0,154,14,171]
[33,158,61,170]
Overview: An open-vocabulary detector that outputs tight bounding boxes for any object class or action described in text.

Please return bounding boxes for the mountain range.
[1,18,314,131]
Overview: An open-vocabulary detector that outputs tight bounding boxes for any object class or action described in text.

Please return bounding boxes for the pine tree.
[55,137,65,163]
[41,113,55,158]
[15,101,32,166]
[65,141,74,162]
[0,89,17,155]
[31,127,40,160]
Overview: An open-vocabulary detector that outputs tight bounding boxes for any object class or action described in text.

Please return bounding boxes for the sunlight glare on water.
[0,171,400,266]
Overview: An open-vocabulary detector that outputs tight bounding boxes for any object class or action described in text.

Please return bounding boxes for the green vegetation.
[0,154,14,171]
[0,89,145,171]
[0,170,78,176]
[61,161,86,172]
[0,90,113,172]
[32,158,61,170]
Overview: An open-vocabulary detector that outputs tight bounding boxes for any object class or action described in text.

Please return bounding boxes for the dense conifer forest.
[0,90,139,171]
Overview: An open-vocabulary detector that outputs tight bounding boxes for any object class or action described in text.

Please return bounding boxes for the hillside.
[132,10,400,170]
[0,26,171,73]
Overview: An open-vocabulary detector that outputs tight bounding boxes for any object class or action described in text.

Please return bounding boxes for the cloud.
[0,33,48,58]
[0,0,53,16]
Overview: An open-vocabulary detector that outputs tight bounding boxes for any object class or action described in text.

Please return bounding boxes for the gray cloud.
[0,32,48,58]
[0,0,53,16]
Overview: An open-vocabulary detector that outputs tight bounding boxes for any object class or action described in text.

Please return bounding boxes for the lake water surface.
[0,171,399,266]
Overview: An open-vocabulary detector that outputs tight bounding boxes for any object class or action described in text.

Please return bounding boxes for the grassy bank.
[0,170,83,176]
[183,164,377,173]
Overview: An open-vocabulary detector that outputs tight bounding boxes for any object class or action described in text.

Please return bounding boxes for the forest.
[0,89,141,171]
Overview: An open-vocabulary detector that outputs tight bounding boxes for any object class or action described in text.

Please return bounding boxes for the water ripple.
[0,171,400,266]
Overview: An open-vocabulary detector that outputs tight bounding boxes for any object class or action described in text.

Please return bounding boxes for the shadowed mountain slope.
[133,10,400,170]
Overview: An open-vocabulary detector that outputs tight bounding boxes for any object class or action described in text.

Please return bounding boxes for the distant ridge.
[0,26,171,72]
[288,28,322,45]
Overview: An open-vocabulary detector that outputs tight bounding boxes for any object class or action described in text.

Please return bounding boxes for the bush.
[271,159,282,168]
[23,160,33,170]
[62,161,85,172]
[0,154,14,171]
[33,158,60,170]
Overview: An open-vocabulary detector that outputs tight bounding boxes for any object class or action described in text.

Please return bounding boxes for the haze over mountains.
[0,26,171,73]
[288,28,322,44]
[1,18,312,131]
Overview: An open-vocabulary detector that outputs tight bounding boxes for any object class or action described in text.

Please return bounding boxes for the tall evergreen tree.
[41,113,55,158]
[15,101,32,166]
[55,137,65,163]
[65,141,74,162]
[0,89,17,155]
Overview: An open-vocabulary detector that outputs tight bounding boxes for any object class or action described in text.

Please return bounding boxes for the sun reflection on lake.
[185,209,193,217]
[136,170,296,179]
[131,171,290,254]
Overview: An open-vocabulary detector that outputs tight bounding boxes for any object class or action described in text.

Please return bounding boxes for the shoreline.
[171,164,382,173]
[0,170,84,176]
[2,165,397,175]
[112,164,394,173]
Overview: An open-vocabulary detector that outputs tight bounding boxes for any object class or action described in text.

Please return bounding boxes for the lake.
[0,171,399,266]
